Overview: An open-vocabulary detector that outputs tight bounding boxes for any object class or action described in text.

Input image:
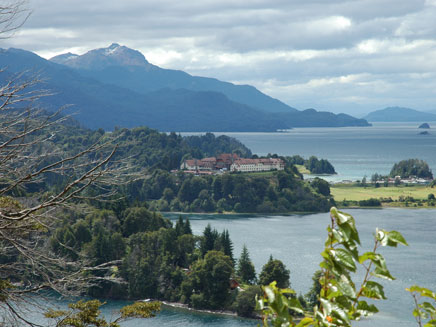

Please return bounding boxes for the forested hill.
[28,118,334,214]
[56,125,251,172]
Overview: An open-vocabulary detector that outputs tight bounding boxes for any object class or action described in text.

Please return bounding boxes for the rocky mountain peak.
[49,43,149,70]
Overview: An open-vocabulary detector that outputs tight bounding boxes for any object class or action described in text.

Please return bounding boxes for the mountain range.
[0,43,370,131]
[363,107,436,122]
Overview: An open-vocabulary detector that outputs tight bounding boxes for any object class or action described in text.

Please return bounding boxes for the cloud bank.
[4,0,436,115]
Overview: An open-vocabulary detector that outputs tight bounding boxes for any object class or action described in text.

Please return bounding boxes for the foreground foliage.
[257,207,412,326]
[45,299,161,327]
[407,285,436,327]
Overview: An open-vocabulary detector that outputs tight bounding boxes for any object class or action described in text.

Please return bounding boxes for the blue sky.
[4,0,436,116]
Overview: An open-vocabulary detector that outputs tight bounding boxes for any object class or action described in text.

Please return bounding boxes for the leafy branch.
[257,207,409,326]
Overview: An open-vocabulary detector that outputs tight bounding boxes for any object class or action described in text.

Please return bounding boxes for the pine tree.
[175,215,184,236]
[237,245,256,284]
[201,224,218,256]
[221,230,234,264]
[184,217,192,235]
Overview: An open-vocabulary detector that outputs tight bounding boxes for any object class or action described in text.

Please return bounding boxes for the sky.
[3,0,436,116]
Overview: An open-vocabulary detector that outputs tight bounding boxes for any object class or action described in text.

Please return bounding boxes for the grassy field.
[243,171,275,177]
[295,164,310,174]
[331,184,435,201]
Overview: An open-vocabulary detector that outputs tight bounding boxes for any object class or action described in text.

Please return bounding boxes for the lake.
[28,209,435,327]
[183,122,436,182]
[167,208,436,327]
[25,125,436,326]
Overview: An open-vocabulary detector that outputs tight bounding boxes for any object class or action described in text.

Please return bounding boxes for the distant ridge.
[0,45,370,131]
[364,107,436,122]
[50,43,297,114]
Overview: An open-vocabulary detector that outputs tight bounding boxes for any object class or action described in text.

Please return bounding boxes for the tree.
[311,177,330,196]
[304,270,322,309]
[183,217,192,235]
[390,159,433,179]
[217,229,234,264]
[236,245,256,284]
[45,299,161,327]
[234,285,262,317]
[0,3,156,325]
[200,224,218,256]
[189,250,234,309]
[259,256,290,289]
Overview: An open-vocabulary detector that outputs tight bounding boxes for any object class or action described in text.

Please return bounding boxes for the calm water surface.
[167,209,436,327]
[28,125,436,326]
[28,209,435,327]
[184,122,436,181]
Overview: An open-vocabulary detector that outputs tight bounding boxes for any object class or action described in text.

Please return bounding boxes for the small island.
[419,131,430,135]
[419,122,431,129]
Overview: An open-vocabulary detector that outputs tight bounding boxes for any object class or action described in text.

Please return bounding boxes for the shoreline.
[161,301,259,320]
[161,205,436,218]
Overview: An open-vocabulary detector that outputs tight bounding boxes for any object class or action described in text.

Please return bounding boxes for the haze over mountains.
[364,107,436,122]
[1,43,370,131]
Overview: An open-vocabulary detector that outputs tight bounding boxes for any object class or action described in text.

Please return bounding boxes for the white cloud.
[3,0,436,115]
[307,15,352,34]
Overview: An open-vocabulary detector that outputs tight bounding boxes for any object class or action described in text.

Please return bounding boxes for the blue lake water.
[184,122,436,181]
[28,209,435,327]
[25,125,436,326]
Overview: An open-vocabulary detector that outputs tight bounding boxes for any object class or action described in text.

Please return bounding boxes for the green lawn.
[295,164,310,174]
[331,184,435,201]
[242,171,276,177]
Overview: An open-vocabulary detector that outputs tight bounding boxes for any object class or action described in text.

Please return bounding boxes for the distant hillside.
[278,109,369,127]
[0,48,287,131]
[50,44,369,128]
[0,46,370,131]
[51,43,297,114]
[364,107,436,122]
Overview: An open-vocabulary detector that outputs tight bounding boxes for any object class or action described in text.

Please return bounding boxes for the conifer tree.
[220,229,234,264]
[175,215,184,236]
[184,217,192,234]
[201,224,218,256]
[237,245,257,284]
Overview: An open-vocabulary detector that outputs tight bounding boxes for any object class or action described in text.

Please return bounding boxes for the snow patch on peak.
[50,52,79,64]
[105,43,121,55]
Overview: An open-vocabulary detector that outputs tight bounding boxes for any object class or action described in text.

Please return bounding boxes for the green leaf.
[320,298,352,326]
[356,300,379,316]
[358,251,377,264]
[376,228,388,246]
[264,285,276,303]
[337,278,357,298]
[407,285,436,299]
[331,248,356,272]
[332,228,344,243]
[420,302,436,315]
[424,319,436,327]
[286,297,304,314]
[295,317,315,327]
[361,281,386,300]
[371,267,395,281]
[386,230,408,247]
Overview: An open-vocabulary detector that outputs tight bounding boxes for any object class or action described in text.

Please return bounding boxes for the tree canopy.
[389,159,433,179]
